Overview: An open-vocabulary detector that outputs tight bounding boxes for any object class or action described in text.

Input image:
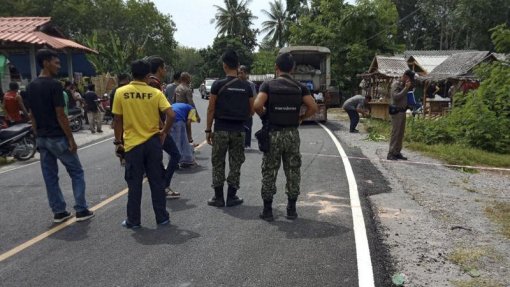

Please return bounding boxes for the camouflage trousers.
[261,128,301,201]
[211,131,246,189]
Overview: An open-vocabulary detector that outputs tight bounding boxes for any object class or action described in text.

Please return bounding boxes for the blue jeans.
[37,136,87,214]
[124,136,169,225]
[345,109,360,131]
[170,121,194,164]
[162,134,181,188]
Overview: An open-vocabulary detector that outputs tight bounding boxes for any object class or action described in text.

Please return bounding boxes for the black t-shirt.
[211,76,253,132]
[26,77,65,137]
[83,91,99,112]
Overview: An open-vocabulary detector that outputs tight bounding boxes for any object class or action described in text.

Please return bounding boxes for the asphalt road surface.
[0,91,392,286]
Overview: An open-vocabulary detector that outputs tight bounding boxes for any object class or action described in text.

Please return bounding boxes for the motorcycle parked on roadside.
[68,108,84,132]
[0,123,37,161]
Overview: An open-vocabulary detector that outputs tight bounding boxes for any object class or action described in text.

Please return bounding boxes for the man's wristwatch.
[113,139,122,145]
[205,129,212,133]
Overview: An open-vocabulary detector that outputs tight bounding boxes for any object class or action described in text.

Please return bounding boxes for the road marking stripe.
[319,123,375,287]
[301,152,510,172]
[0,137,114,175]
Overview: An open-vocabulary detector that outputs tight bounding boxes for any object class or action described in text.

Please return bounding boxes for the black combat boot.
[259,200,274,221]
[286,199,298,220]
[226,186,243,207]
[207,186,225,207]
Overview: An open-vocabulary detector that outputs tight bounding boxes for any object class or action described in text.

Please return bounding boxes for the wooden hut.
[422,51,495,116]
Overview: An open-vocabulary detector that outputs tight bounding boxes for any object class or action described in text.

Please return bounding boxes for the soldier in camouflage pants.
[261,128,301,201]
[211,131,246,191]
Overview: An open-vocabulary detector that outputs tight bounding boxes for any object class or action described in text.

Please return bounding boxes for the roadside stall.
[357,56,411,120]
[423,51,494,117]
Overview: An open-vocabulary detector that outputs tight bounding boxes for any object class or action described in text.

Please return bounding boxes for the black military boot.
[286,199,298,220]
[207,186,225,207]
[226,186,243,207]
[259,200,274,221]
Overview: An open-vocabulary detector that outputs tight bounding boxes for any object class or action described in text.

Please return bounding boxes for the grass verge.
[363,119,510,168]
[485,202,510,239]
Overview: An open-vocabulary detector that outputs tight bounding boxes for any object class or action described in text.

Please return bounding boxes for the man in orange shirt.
[3,82,29,124]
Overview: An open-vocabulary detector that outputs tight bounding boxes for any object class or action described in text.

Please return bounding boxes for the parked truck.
[279,46,340,122]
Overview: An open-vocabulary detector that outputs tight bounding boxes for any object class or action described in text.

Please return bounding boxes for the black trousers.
[244,117,253,147]
[124,136,169,225]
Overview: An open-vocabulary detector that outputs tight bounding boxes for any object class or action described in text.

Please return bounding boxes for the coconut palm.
[261,0,290,48]
[212,0,257,37]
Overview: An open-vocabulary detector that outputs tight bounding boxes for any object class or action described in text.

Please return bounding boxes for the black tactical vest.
[267,77,302,127]
[215,78,250,121]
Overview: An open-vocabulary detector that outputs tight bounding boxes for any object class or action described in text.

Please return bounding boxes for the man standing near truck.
[254,52,318,221]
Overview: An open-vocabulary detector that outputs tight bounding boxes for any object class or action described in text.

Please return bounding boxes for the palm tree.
[212,0,257,37]
[261,0,290,48]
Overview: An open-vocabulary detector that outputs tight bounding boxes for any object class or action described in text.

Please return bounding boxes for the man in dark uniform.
[205,49,254,208]
[254,52,318,221]
[387,70,414,161]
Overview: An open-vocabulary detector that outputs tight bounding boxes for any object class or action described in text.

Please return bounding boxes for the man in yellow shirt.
[112,59,175,229]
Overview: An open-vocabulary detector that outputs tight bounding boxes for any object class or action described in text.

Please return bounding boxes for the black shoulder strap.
[217,78,239,96]
[278,76,302,92]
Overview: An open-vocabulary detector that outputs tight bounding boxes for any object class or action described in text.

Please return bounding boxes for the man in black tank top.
[205,49,254,208]
[254,52,318,221]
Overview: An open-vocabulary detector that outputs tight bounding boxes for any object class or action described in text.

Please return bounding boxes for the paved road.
[0,91,391,286]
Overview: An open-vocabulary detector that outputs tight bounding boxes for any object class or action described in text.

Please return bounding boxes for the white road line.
[319,123,375,287]
[0,137,114,175]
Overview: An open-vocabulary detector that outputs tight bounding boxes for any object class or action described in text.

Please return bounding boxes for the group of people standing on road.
[26,46,318,228]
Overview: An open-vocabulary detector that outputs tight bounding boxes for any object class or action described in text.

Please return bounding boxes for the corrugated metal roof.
[0,17,97,53]
[0,17,51,33]
[404,50,477,57]
[409,55,449,73]
[368,56,409,77]
[427,51,491,80]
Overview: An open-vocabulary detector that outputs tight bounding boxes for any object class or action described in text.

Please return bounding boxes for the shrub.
[405,117,454,145]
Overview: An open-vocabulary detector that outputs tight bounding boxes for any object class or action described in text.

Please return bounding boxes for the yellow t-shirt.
[112,81,171,152]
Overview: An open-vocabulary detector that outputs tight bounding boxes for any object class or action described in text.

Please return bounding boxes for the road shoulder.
[328,111,510,287]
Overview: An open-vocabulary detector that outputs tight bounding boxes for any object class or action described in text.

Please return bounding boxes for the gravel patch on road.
[329,111,510,287]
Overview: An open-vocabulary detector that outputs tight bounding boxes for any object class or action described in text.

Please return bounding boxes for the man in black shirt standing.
[83,83,102,133]
[27,49,94,223]
[206,50,254,207]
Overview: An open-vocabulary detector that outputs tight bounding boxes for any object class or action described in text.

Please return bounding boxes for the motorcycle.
[0,123,37,161]
[68,108,84,132]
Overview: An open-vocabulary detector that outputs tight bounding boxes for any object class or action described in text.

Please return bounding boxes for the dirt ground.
[329,108,510,287]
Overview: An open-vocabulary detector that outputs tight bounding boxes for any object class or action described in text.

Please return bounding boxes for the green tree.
[261,0,290,48]
[289,0,401,92]
[251,50,278,74]
[212,0,258,50]
[1,0,177,74]
[490,24,510,53]
[172,46,204,87]
[199,36,254,79]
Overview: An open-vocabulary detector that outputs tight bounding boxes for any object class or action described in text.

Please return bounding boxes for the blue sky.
[153,0,355,49]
